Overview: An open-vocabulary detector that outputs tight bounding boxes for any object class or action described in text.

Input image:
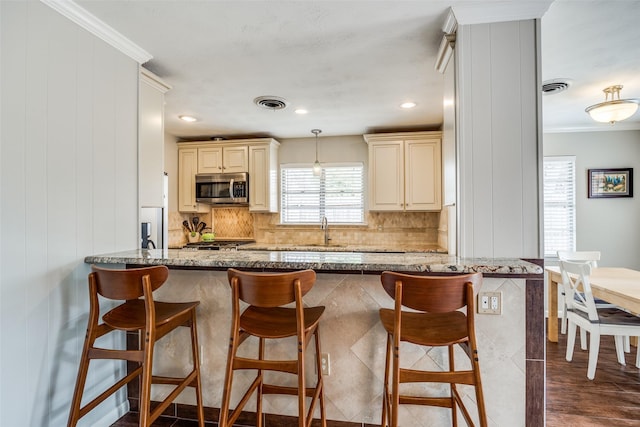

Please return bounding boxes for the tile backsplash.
[169,207,443,249]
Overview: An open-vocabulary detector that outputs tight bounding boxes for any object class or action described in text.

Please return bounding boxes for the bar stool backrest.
[380,271,482,313]
[91,265,169,300]
[227,268,316,307]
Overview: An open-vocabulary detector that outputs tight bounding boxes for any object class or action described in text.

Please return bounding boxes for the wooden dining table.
[546,266,640,342]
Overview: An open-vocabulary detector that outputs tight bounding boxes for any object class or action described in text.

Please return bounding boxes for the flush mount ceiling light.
[585,85,640,124]
[311,129,322,176]
[400,102,417,109]
[178,115,198,122]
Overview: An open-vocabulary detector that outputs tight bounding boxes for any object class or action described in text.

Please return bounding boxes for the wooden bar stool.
[379,271,487,427]
[220,268,326,427]
[67,265,205,427]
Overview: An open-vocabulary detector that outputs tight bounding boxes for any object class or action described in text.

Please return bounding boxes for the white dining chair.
[557,251,600,336]
[560,260,640,380]
[557,250,632,353]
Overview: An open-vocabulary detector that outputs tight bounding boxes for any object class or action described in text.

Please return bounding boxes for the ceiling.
[75,0,640,140]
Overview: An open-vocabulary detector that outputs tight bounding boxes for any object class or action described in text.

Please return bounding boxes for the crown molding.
[40,0,152,64]
[452,1,553,25]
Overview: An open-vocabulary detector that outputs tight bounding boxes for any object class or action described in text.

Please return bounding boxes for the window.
[543,156,576,257]
[280,163,364,224]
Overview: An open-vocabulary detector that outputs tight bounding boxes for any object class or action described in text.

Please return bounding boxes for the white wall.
[1,2,139,426]
[544,130,640,269]
[456,19,542,258]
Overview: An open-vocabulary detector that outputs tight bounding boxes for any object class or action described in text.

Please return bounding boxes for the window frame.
[543,155,577,259]
[279,162,365,225]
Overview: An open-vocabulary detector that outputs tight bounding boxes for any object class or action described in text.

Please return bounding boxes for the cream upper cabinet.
[178,147,209,213]
[178,139,279,213]
[139,68,170,208]
[248,140,279,212]
[197,146,248,174]
[365,132,442,211]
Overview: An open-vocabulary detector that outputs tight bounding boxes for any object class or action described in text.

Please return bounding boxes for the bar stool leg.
[297,334,306,427]
[67,332,95,426]
[380,334,391,427]
[448,344,457,426]
[139,329,155,427]
[257,337,264,427]
[314,329,327,426]
[219,332,238,427]
[189,315,205,427]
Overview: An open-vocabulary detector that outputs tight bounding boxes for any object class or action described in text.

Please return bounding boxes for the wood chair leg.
[448,344,457,426]
[314,329,327,427]
[257,337,264,427]
[219,331,237,427]
[67,345,93,426]
[391,335,399,427]
[381,334,391,427]
[139,331,155,427]
[189,315,205,427]
[298,336,306,427]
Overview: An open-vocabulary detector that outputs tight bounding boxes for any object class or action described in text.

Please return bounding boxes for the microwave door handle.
[229,178,235,201]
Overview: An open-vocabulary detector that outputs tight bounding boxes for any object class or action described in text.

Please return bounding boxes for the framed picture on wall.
[588,168,633,198]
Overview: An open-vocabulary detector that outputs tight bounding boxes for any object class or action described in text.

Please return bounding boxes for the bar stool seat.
[67,265,205,427]
[220,268,327,427]
[379,271,487,427]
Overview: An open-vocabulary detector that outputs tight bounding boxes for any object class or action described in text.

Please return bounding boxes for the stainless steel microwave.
[195,172,248,205]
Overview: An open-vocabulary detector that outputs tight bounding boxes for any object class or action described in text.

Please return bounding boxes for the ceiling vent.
[542,79,572,95]
[254,96,289,110]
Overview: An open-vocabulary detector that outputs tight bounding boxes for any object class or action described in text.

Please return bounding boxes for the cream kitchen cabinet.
[364,132,442,211]
[178,147,209,213]
[248,139,279,212]
[197,145,248,174]
[178,139,279,213]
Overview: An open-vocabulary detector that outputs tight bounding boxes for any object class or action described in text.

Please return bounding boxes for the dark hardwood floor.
[110,329,640,426]
[547,331,640,426]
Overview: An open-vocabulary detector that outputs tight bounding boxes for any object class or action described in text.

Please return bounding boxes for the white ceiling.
[76,0,640,140]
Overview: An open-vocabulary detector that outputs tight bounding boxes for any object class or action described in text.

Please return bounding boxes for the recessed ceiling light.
[443,99,454,107]
[295,109,308,115]
[400,102,417,109]
[178,115,198,122]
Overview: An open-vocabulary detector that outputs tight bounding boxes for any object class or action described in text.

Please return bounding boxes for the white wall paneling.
[457,19,542,258]
[1,2,139,426]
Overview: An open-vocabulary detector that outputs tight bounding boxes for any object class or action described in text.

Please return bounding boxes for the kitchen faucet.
[320,216,331,245]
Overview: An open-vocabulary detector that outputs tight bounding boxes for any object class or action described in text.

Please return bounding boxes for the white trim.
[141,67,172,93]
[40,0,153,64]
[441,8,458,34]
[89,400,129,427]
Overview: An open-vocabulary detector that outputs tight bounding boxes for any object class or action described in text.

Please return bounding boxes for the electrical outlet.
[478,291,502,314]
[321,353,330,376]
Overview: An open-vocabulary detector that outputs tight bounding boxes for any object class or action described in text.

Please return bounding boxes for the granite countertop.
[85,248,543,275]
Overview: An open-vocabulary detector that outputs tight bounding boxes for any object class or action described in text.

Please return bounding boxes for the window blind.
[543,156,576,257]
[281,163,364,224]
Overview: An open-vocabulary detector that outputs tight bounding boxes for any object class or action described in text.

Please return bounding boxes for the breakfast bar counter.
[85,248,542,275]
[85,249,544,426]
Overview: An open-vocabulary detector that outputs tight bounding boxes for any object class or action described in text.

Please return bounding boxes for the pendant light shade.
[585,85,640,124]
[311,129,322,176]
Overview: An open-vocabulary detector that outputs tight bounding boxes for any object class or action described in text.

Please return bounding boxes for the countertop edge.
[84,249,544,276]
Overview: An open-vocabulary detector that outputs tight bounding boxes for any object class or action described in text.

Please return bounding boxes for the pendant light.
[585,85,640,124]
[311,129,322,176]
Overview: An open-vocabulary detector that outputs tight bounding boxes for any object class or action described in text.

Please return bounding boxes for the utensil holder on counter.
[187,233,200,243]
